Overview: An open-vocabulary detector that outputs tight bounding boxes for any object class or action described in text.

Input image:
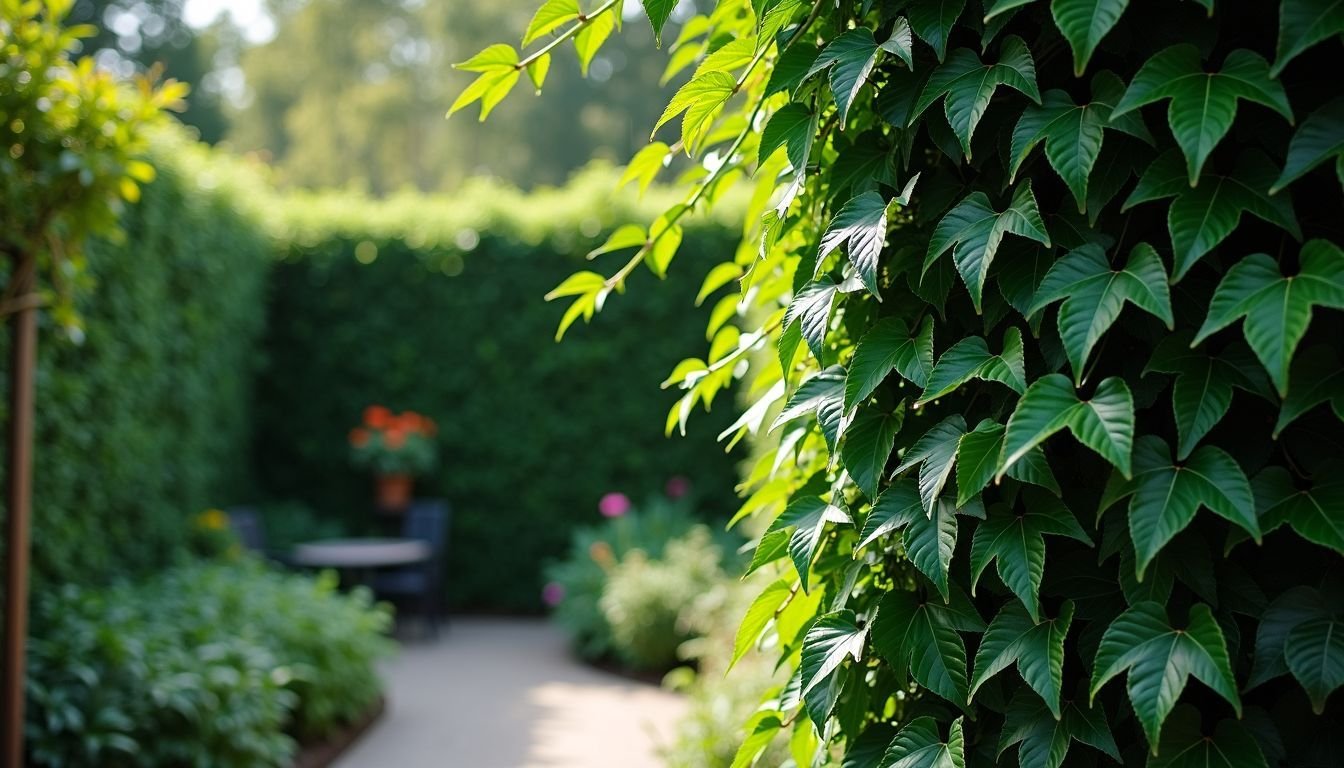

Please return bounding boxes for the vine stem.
[515,0,622,70]
[603,0,827,291]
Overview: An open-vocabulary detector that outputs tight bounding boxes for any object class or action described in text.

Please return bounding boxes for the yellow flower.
[198,508,229,531]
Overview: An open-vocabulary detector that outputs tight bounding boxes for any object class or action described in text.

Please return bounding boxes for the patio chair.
[370,499,450,637]
[227,506,267,553]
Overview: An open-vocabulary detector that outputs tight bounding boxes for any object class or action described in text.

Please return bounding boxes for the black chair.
[226,506,267,553]
[371,499,450,637]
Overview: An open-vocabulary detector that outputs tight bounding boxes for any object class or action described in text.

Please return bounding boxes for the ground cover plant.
[464,0,1344,765]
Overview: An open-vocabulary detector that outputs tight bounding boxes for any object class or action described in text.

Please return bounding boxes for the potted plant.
[348,405,438,511]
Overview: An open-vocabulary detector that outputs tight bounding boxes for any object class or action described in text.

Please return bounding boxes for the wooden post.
[2,252,37,767]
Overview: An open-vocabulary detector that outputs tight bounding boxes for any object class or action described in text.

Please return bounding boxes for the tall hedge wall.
[2,133,271,584]
[257,171,744,611]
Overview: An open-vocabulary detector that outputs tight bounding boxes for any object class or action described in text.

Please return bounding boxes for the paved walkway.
[334,617,686,768]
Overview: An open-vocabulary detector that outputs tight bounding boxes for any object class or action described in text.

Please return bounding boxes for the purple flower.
[665,475,691,499]
[598,491,631,518]
[541,581,565,607]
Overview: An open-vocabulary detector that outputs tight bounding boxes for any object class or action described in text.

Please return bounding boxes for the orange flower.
[383,428,407,450]
[349,427,370,447]
[363,405,392,429]
[397,412,424,433]
[424,417,438,437]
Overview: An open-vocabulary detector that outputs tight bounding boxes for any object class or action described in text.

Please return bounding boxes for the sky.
[182,0,276,43]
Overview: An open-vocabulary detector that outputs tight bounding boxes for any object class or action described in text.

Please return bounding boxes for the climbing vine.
[460,0,1344,765]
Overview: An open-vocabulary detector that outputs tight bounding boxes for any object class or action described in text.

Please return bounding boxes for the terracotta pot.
[374,473,414,512]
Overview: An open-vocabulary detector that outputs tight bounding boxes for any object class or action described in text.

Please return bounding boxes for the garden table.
[290,538,431,583]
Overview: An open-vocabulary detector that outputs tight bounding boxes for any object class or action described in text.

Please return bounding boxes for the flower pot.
[375,473,414,512]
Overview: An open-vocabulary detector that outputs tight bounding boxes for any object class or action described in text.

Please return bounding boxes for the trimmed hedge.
[2,132,271,584]
[256,170,744,610]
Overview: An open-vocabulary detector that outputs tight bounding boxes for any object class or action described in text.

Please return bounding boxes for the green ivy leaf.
[845,316,936,409]
[767,41,820,97]
[1050,0,1130,76]
[731,578,793,671]
[759,103,817,173]
[1145,333,1269,458]
[1009,71,1150,213]
[654,69,736,153]
[843,723,897,768]
[522,0,580,46]
[955,420,1060,504]
[784,277,838,363]
[1275,346,1344,435]
[895,416,968,516]
[1273,0,1344,76]
[842,405,905,500]
[819,192,890,297]
[1249,585,1339,688]
[806,29,900,123]
[640,0,679,45]
[1251,467,1344,555]
[449,45,523,120]
[911,37,1042,159]
[1123,151,1301,281]
[879,716,966,768]
[1090,601,1241,749]
[765,495,852,592]
[908,0,967,62]
[1272,97,1344,193]
[1111,46,1293,184]
[970,491,1091,620]
[925,184,1052,312]
[1001,374,1135,479]
[969,600,1074,714]
[731,710,783,768]
[1101,436,1258,580]
[801,610,869,695]
[1150,707,1268,767]
[873,589,984,705]
[859,480,981,600]
[1028,243,1173,383]
[573,8,616,76]
[919,328,1027,405]
[1284,616,1344,713]
[998,687,1121,768]
[1193,239,1344,397]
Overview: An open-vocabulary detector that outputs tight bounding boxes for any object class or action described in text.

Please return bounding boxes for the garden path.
[333,617,686,768]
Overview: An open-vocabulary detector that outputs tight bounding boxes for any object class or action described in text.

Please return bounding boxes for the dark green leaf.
[919,327,1027,404]
[1150,707,1268,767]
[1272,97,1344,193]
[1090,602,1240,748]
[784,278,839,362]
[820,192,890,297]
[1028,242,1173,382]
[1273,0,1344,76]
[843,405,905,500]
[1001,374,1135,479]
[1050,0,1130,76]
[970,600,1075,715]
[879,716,965,768]
[1111,46,1293,184]
[765,495,852,592]
[846,316,936,409]
[1284,617,1344,713]
[908,0,968,62]
[873,590,983,705]
[925,184,1052,312]
[895,416,968,516]
[911,37,1042,158]
[970,491,1091,620]
[998,687,1121,768]
[1193,239,1344,397]
[801,610,868,695]
[640,0,679,45]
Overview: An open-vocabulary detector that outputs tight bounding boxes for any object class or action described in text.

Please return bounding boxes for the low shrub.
[24,560,393,767]
[600,527,726,671]
[544,489,741,669]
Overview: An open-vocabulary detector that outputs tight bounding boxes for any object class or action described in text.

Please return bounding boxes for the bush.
[255,171,744,610]
[24,561,392,767]
[0,130,272,585]
[600,527,726,671]
[544,491,706,661]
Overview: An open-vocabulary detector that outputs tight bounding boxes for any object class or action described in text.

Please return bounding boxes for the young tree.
[464,0,1344,765]
[0,1,182,760]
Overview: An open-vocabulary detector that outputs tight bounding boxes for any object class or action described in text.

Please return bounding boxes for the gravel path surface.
[334,617,686,768]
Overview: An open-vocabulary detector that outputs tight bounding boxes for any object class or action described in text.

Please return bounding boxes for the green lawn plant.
[464,1,1344,766]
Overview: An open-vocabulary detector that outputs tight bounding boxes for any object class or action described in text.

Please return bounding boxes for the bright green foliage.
[2,135,271,585]
[25,561,392,766]
[469,0,1344,763]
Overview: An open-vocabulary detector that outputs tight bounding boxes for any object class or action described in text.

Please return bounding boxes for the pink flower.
[541,581,565,607]
[665,475,691,499]
[598,492,631,518]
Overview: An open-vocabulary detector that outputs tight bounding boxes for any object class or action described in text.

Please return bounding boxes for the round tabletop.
[291,537,431,568]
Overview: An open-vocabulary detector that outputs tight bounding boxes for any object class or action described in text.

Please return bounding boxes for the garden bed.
[293,697,386,768]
